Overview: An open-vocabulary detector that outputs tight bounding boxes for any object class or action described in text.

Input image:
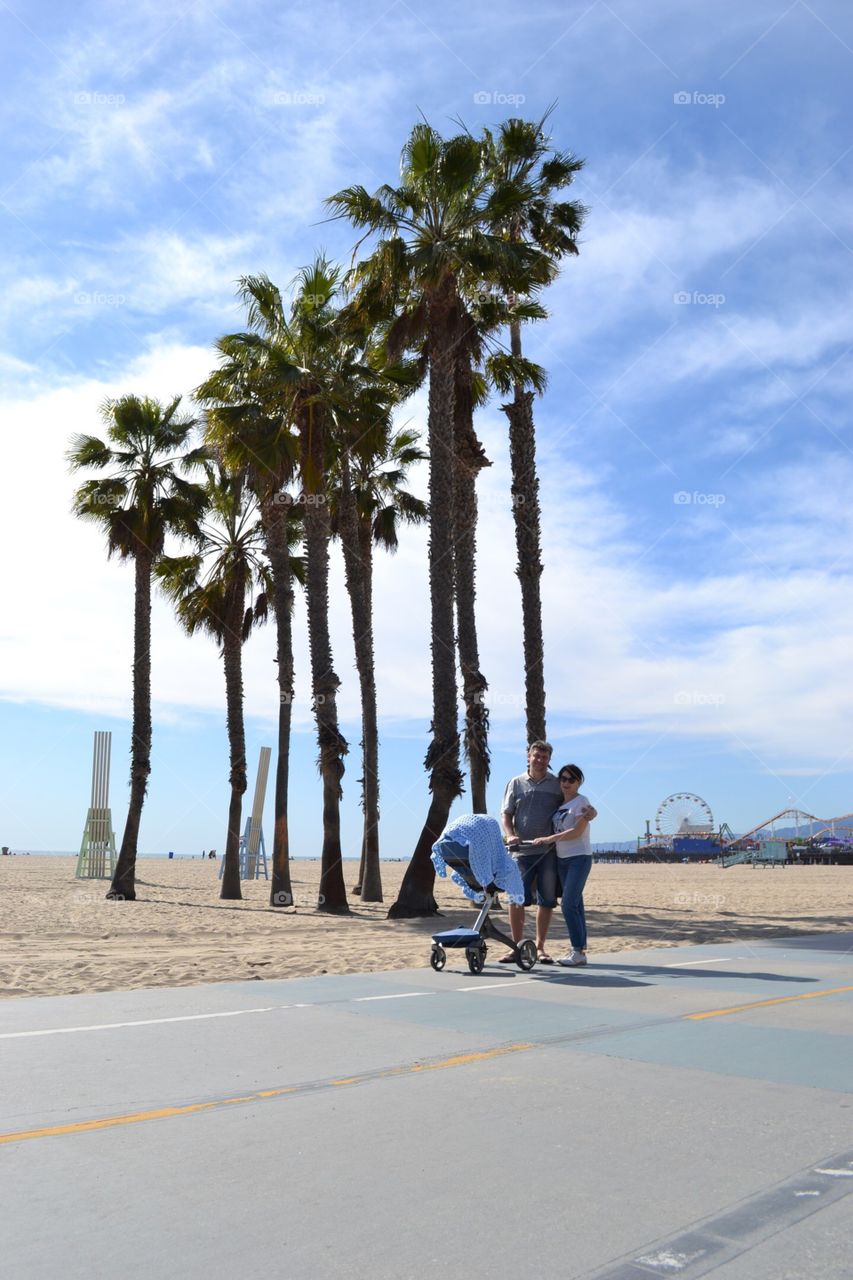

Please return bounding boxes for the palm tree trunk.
[262,497,296,908]
[108,551,153,901]
[389,282,463,918]
[338,453,382,902]
[301,406,349,914]
[502,316,547,743]
[453,345,490,813]
[220,589,247,901]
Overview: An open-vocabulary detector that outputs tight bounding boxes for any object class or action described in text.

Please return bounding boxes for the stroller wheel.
[466,945,486,975]
[517,939,537,971]
[430,945,446,972]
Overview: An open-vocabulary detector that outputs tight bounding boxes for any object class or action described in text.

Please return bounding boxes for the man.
[502,741,595,963]
[501,741,564,963]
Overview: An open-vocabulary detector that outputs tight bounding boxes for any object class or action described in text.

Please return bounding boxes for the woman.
[531,764,593,967]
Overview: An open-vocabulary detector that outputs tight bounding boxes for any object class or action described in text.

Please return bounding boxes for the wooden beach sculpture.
[76,731,118,880]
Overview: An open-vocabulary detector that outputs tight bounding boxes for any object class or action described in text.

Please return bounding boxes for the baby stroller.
[430,814,538,975]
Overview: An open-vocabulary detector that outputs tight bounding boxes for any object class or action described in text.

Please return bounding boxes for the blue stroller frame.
[430,833,538,976]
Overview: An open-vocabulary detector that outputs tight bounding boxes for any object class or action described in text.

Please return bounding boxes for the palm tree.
[216,262,365,914]
[482,114,586,742]
[68,395,207,900]
[329,123,551,917]
[196,348,303,910]
[452,324,492,814]
[156,467,270,899]
[330,408,427,901]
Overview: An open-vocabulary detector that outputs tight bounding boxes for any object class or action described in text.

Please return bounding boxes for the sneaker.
[557,950,587,967]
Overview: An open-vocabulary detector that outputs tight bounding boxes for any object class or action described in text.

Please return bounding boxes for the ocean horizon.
[3,850,390,861]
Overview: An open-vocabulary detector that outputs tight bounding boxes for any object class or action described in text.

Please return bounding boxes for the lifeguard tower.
[219,746,271,880]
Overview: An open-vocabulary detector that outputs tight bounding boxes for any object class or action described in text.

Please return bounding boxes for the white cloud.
[4,342,850,775]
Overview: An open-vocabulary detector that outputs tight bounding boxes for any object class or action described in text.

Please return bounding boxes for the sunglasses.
[559,774,580,784]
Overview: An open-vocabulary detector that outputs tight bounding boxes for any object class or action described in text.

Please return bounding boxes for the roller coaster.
[719,808,853,867]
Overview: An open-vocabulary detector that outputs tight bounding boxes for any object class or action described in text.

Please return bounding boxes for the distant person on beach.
[501,741,565,964]
[531,763,594,967]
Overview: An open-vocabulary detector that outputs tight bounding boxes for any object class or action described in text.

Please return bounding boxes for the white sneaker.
[558,950,587,967]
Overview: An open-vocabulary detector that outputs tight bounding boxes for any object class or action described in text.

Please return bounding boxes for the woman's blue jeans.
[557,855,592,950]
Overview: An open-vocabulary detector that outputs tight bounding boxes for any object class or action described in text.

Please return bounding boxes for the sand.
[1,856,851,999]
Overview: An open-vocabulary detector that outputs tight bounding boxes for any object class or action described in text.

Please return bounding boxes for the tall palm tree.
[329,408,427,901]
[155,467,270,899]
[381,286,544,819]
[329,123,551,917]
[68,395,207,900]
[217,262,366,914]
[482,114,586,742]
[196,351,303,910]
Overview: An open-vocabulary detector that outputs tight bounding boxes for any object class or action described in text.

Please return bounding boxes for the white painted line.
[814,1167,853,1177]
[455,981,520,992]
[0,1006,287,1040]
[352,992,435,1002]
[664,958,730,968]
[794,1190,821,1196]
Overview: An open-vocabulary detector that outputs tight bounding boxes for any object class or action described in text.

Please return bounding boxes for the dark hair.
[558,764,584,784]
[528,740,553,757]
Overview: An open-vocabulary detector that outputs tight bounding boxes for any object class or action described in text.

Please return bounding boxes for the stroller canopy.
[432,814,525,904]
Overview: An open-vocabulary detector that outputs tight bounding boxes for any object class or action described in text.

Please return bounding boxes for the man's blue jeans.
[557,855,592,950]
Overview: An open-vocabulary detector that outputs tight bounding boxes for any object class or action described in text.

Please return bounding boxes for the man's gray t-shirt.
[502,772,563,850]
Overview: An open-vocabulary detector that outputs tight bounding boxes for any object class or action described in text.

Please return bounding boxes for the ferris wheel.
[655,792,714,837]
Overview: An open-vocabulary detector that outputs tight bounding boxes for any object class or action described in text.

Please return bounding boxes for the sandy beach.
[1,856,851,999]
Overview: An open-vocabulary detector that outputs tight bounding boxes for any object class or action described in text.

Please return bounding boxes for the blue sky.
[2,0,853,858]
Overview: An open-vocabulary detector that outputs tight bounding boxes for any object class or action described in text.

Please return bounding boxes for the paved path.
[2,932,852,1279]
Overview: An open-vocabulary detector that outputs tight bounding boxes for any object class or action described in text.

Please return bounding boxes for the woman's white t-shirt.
[552,792,592,858]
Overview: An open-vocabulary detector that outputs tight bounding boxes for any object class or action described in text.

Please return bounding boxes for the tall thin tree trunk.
[453,342,490,813]
[502,316,547,743]
[389,282,463,918]
[338,452,382,902]
[220,590,247,900]
[108,551,153,901]
[262,498,296,908]
[301,406,349,914]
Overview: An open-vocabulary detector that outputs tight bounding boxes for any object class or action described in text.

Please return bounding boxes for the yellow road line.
[686,984,853,1021]
[7,981,851,1146]
[0,1042,532,1147]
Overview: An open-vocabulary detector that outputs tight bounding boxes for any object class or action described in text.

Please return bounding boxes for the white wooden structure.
[219,746,271,881]
[76,731,118,879]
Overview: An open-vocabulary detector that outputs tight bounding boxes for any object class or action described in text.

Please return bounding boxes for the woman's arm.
[532,816,590,845]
